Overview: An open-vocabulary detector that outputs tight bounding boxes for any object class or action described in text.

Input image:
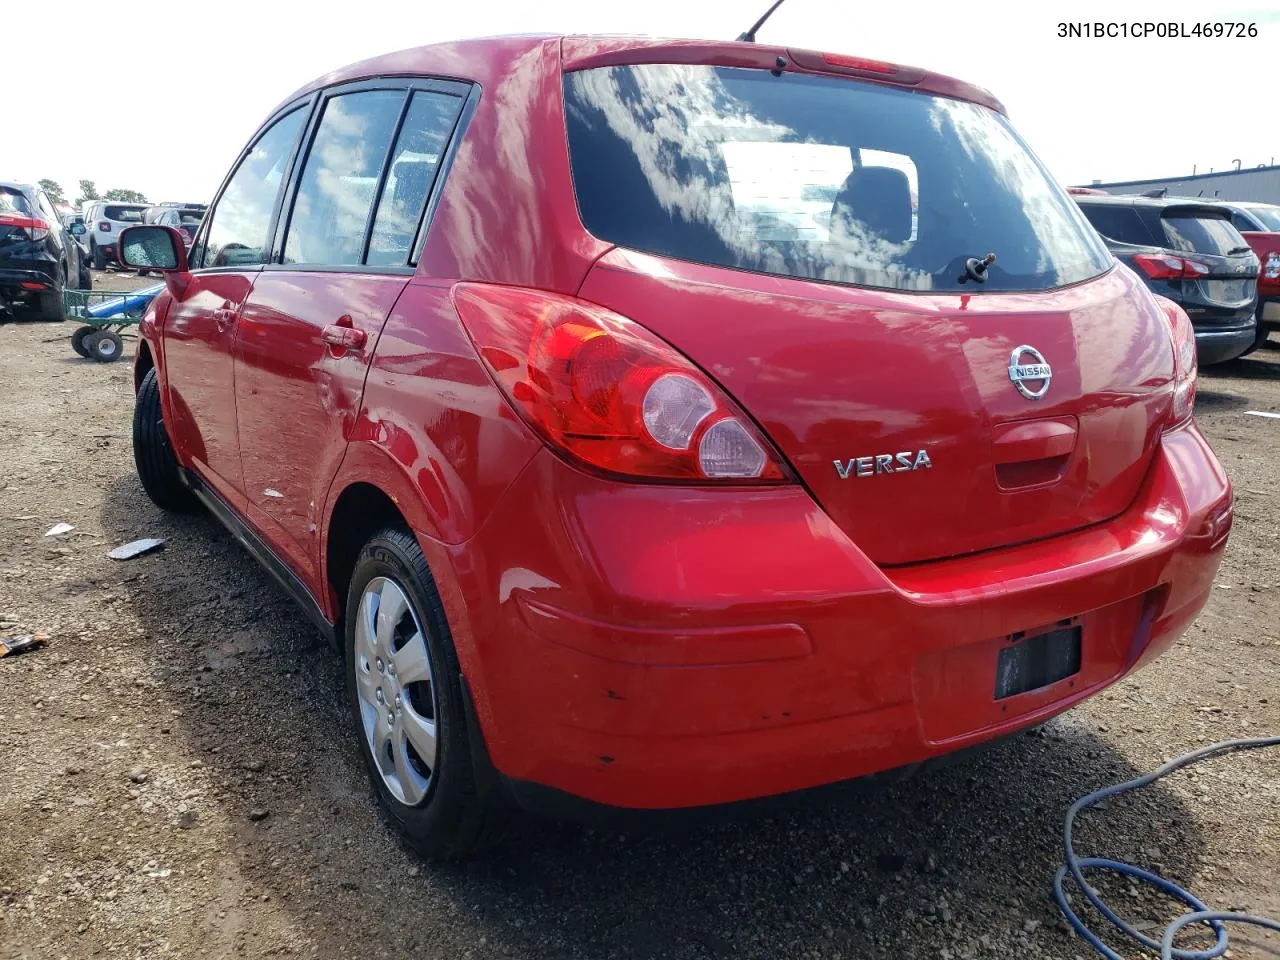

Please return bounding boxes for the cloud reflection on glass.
[565,65,1112,294]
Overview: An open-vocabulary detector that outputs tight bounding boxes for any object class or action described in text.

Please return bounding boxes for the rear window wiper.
[1228,245,1253,255]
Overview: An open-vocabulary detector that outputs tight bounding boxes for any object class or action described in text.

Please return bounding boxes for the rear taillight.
[1154,295,1196,426]
[452,284,790,483]
[0,214,50,240]
[98,221,111,232]
[1133,254,1210,280]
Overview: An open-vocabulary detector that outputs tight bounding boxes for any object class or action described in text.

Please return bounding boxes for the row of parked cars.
[64,201,206,271]
[1069,190,1280,364]
[0,187,205,320]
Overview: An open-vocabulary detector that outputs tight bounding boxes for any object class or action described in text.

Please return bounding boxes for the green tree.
[77,180,100,206]
[103,188,148,203]
[38,179,65,205]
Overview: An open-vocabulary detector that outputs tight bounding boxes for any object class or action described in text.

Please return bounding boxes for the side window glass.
[366,91,461,266]
[284,90,405,266]
[1231,212,1255,233]
[199,107,307,269]
[37,193,58,223]
[1080,206,1149,246]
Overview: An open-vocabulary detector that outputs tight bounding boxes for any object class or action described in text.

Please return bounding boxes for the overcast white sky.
[8,0,1278,205]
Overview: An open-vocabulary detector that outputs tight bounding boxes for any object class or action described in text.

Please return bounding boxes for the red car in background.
[119,35,1232,858]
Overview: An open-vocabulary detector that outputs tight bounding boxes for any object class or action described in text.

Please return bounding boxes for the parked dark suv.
[1075,195,1259,364]
[1,180,88,321]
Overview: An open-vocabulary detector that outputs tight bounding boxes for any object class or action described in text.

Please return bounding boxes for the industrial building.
[1079,164,1280,204]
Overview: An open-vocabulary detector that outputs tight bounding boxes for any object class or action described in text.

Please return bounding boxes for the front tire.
[344,529,509,860]
[132,368,198,512]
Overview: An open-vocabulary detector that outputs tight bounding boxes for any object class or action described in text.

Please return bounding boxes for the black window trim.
[264,75,472,276]
[189,94,319,275]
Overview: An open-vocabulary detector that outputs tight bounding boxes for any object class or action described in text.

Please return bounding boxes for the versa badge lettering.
[834,450,932,479]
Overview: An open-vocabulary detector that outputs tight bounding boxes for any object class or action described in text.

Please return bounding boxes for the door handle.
[992,417,1078,464]
[213,306,236,331]
[321,314,367,351]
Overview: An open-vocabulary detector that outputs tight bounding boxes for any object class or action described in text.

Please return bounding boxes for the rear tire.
[71,325,97,358]
[77,258,92,290]
[38,287,67,322]
[1241,320,1270,357]
[92,241,106,271]
[344,529,511,860]
[132,368,198,512]
[85,329,123,362]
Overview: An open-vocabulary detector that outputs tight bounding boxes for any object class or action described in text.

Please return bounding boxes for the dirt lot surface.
[1,273,1278,960]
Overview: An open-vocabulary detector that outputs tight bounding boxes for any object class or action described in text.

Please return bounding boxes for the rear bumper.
[0,264,59,305]
[1194,322,1256,365]
[423,424,1231,811]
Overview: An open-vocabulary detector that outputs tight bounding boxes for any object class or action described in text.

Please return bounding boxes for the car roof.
[1074,194,1232,212]
[0,181,35,194]
[276,34,1004,116]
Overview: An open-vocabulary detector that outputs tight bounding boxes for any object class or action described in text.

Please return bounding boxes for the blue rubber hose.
[1053,736,1280,960]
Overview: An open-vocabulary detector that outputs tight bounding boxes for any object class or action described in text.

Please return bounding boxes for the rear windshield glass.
[563,65,1112,293]
[1161,211,1247,256]
[0,188,33,216]
[1241,205,1280,231]
[104,205,146,223]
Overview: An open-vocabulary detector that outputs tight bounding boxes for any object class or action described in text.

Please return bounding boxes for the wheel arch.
[134,339,154,394]
[324,480,415,635]
[322,443,486,689]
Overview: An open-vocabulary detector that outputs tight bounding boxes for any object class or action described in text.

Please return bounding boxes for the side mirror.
[69,223,87,236]
[119,225,191,295]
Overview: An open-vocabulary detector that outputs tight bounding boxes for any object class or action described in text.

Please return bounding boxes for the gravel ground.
[1,274,1278,960]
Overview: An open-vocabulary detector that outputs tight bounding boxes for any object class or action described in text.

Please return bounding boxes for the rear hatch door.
[581,253,1172,566]
[1159,205,1259,316]
[563,61,1175,566]
[0,187,38,267]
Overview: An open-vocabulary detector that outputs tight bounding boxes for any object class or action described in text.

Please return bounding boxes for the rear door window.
[1161,210,1248,256]
[283,90,405,266]
[563,65,1111,293]
[36,192,59,224]
[1078,204,1153,245]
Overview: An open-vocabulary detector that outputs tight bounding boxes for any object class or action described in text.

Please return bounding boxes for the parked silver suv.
[84,201,147,269]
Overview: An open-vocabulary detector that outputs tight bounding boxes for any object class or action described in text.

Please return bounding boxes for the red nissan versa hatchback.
[119,35,1233,858]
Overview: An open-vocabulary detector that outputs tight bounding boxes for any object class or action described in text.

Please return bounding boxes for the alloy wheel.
[353,576,439,805]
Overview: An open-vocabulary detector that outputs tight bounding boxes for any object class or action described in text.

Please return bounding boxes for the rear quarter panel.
[324,278,541,546]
